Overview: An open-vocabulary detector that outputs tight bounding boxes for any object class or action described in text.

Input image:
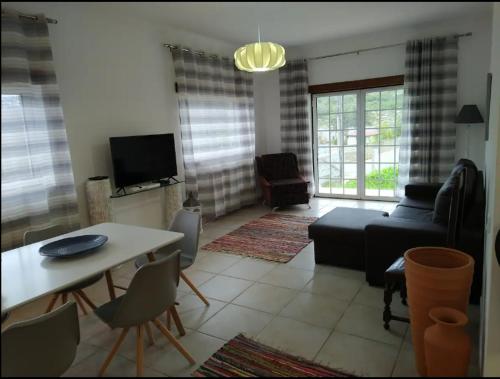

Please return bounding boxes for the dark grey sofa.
[365,159,485,303]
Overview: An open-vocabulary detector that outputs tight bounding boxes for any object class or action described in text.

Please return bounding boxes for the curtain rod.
[163,44,221,59]
[1,9,58,24]
[307,32,472,61]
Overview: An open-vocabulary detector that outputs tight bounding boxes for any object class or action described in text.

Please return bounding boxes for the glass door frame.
[311,86,401,201]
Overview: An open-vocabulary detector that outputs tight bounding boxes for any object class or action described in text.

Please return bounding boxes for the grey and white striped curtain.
[171,48,257,220]
[398,36,458,193]
[279,59,314,193]
[1,10,79,251]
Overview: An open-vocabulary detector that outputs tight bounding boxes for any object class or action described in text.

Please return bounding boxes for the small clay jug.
[424,306,471,377]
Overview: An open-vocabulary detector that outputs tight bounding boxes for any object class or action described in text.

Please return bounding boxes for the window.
[313,86,403,199]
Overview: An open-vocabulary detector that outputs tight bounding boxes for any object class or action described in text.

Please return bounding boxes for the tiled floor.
[2,197,481,377]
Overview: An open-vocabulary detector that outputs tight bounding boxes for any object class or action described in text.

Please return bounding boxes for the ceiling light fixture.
[234,25,286,73]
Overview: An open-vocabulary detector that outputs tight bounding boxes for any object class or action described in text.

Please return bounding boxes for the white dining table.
[1,222,184,314]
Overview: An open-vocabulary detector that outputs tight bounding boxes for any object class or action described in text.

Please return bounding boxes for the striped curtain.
[398,36,458,192]
[279,59,314,193]
[171,48,257,220]
[1,10,79,251]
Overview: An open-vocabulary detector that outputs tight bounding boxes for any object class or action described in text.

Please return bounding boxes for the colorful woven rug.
[193,334,354,377]
[201,213,317,263]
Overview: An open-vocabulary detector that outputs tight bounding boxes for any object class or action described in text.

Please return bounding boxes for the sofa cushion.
[259,153,300,180]
[390,205,434,223]
[452,159,477,206]
[398,197,435,210]
[432,171,461,225]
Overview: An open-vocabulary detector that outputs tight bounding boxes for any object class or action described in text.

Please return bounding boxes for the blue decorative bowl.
[39,235,108,258]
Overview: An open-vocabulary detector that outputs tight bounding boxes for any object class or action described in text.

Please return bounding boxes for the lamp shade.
[455,105,484,124]
[234,42,286,72]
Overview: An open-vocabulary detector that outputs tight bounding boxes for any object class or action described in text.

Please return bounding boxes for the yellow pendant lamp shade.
[234,41,286,72]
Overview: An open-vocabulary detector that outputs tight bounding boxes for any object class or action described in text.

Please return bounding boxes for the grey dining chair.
[95,250,195,377]
[24,224,104,315]
[1,301,80,377]
[134,209,209,305]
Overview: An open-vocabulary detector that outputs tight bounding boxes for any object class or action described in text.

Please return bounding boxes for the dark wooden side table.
[383,256,410,329]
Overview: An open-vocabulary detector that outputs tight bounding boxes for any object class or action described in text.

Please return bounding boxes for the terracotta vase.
[404,247,474,376]
[424,307,471,376]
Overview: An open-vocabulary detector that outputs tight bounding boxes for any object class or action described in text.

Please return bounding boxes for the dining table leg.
[105,270,116,300]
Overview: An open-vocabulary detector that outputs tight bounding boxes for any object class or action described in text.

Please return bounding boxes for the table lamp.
[455,104,484,158]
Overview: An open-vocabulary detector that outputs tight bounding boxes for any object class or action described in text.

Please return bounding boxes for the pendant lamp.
[234,25,286,72]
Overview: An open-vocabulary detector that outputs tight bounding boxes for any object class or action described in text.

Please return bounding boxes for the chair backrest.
[256,153,300,181]
[23,224,64,245]
[1,302,80,377]
[169,209,201,264]
[111,250,180,328]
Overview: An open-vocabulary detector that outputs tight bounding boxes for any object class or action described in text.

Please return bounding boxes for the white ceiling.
[98,2,491,47]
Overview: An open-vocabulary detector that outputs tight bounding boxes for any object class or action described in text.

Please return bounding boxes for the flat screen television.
[109,133,178,189]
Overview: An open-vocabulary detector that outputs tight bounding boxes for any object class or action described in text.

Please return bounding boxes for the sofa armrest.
[364,217,447,286]
[404,183,443,199]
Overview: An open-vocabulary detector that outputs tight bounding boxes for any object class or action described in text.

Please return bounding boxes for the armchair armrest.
[298,175,310,184]
[364,217,447,285]
[259,176,271,187]
[404,183,443,199]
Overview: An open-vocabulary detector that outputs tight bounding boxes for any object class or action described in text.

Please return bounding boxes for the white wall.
[481,3,500,375]
[258,11,493,171]
[3,2,239,228]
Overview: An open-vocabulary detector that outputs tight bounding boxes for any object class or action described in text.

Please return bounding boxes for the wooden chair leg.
[72,291,88,315]
[61,292,68,304]
[45,294,60,314]
[105,270,116,300]
[136,325,144,377]
[98,327,130,376]
[145,322,155,346]
[180,271,210,306]
[75,289,97,310]
[169,305,185,336]
[152,319,195,364]
[166,310,172,330]
[383,283,394,330]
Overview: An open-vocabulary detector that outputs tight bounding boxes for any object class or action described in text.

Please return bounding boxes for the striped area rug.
[192,334,354,377]
[201,213,317,263]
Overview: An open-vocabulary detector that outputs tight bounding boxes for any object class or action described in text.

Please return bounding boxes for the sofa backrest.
[256,153,300,180]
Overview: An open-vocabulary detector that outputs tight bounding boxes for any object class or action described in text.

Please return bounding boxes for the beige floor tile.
[73,341,103,366]
[255,316,331,360]
[285,247,318,271]
[232,283,298,314]
[392,342,418,377]
[336,303,407,346]
[315,264,366,281]
[63,347,165,377]
[353,284,409,317]
[79,313,114,342]
[303,272,363,302]
[190,252,242,274]
[258,265,315,290]
[198,304,273,340]
[315,331,399,377]
[143,329,226,377]
[279,292,350,329]
[197,275,253,302]
[176,293,227,330]
[220,257,277,281]
[178,269,215,293]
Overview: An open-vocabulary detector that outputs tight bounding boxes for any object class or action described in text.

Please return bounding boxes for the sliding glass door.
[312,86,403,200]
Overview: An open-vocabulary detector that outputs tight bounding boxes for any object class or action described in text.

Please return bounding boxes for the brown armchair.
[255,153,310,209]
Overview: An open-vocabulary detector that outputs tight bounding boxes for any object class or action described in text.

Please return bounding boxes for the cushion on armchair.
[432,170,461,225]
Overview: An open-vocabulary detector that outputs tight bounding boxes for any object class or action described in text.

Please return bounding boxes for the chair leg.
[180,271,210,306]
[152,319,195,364]
[98,328,130,376]
[383,283,394,330]
[145,322,155,346]
[72,291,88,315]
[136,325,144,377]
[169,305,185,336]
[166,310,172,330]
[62,292,68,304]
[45,294,60,313]
[105,270,116,300]
[75,289,97,310]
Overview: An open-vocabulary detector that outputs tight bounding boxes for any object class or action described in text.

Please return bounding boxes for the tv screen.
[109,133,178,188]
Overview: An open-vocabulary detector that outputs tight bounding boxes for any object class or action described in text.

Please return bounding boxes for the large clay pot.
[424,307,471,376]
[404,247,474,376]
